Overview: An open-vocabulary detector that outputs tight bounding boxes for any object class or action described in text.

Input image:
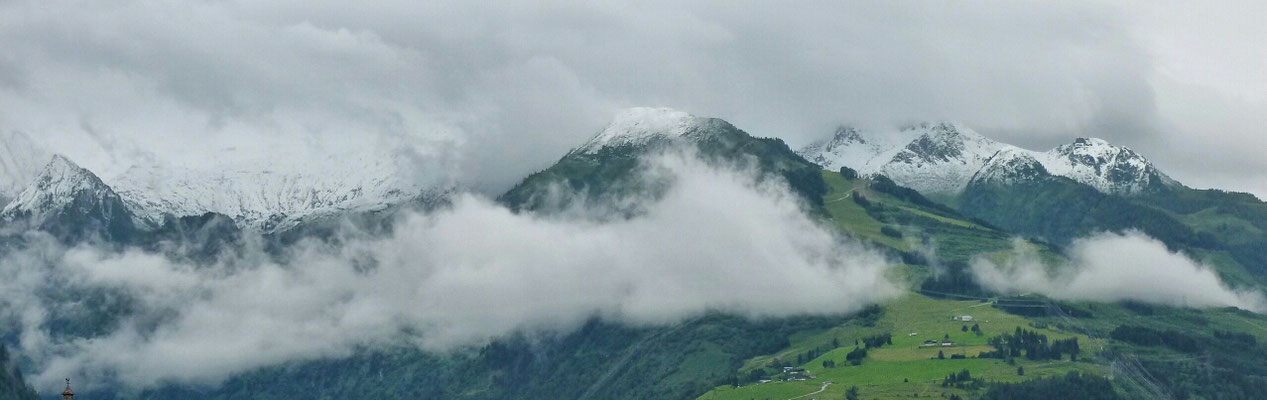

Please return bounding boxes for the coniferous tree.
[839,166,858,180]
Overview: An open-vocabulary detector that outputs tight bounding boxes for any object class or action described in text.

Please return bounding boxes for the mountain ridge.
[799,124,1173,196]
[0,151,448,235]
[108,156,439,232]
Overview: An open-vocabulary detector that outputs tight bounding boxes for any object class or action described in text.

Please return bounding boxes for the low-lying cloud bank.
[0,152,901,390]
[971,231,1266,312]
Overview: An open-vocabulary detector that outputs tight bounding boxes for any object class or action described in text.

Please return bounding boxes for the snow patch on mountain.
[574,107,708,154]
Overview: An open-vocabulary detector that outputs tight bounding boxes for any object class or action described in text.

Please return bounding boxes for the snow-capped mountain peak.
[801,125,916,173]
[574,107,707,153]
[890,123,997,164]
[0,155,134,238]
[799,124,1175,196]
[878,123,1014,194]
[969,148,1049,186]
[3,155,108,215]
[807,126,867,150]
[1037,137,1170,194]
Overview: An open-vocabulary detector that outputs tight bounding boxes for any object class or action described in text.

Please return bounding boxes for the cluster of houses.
[781,366,813,381]
[756,367,815,384]
[753,314,982,386]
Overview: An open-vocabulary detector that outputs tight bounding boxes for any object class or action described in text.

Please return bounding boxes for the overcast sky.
[0,0,1263,196]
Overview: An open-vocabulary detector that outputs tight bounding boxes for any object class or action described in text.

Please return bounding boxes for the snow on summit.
[969,148,1049,186]
[1,155,120,221]
[576,107,703,153]
[1036,138,1171,194]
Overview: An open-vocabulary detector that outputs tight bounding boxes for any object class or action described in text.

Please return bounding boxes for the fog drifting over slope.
[0,152,901,390]
[971,232,1267,312]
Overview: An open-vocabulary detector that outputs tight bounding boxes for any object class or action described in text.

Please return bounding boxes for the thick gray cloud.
[971,232,1267,312]
[0,0,1262,196]
[0,151,900,390]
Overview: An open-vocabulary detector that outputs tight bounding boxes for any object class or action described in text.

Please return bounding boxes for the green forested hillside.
[959,176,1207,248]
[959,174,1267,287]
[820,169,1024,264]
[1140,186,1267,277]
[131,315,847,400]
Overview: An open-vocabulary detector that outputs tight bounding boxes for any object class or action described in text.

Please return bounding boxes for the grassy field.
[700,294,1108,400]
[820,171,913,251]
[702,358,1103,400]
[818,170,1028,264]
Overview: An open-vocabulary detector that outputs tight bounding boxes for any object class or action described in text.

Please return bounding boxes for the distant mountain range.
[0,148,447,240]
[799,123,1174,195]
[0,109,1256,252]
